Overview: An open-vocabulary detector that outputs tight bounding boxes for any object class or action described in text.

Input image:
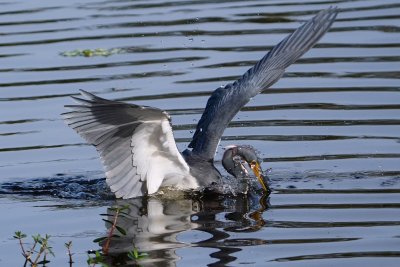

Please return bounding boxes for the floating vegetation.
[127,247,148,261]
[14,205,147,267]
[60,48,123,57]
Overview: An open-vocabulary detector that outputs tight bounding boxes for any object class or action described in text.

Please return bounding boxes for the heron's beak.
[250,161,269,192]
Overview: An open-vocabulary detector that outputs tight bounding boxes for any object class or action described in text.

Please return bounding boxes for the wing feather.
[188,8,338,160]
[63,90,192,198]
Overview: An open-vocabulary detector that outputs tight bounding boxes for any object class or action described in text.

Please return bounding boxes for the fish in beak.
[250,160,269,192]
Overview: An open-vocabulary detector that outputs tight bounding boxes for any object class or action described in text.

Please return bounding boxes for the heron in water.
[63,8,337,199]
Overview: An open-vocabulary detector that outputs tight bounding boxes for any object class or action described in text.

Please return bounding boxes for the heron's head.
[222,145,269,192]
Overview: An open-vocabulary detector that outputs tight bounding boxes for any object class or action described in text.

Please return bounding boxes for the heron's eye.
[250,160,257,168]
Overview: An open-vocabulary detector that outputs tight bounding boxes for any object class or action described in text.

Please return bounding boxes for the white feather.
[131,118,196,196]
[63,90,198,199]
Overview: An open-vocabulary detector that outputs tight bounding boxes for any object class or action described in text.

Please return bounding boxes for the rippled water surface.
[0,0,399,266]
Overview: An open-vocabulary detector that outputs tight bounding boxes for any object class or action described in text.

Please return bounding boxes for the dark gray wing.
[63,90,191,199]
[188,8,338,160]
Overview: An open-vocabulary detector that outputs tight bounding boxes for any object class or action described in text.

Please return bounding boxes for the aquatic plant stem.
[25,238,38,265]
[102,208,121,255]
[17,237,27,258]
[32,245,45,266]
[65,241,73,265]
[17,237,33,266]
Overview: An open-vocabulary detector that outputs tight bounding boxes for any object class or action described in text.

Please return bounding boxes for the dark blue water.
[0,0,399,266]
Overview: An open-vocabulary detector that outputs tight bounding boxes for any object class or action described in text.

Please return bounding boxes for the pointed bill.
[250,161,269,192]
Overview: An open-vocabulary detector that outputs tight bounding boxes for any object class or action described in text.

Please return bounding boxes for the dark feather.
[188,7,338,160]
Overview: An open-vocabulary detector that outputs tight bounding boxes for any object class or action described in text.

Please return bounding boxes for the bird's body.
[63,8,338,199]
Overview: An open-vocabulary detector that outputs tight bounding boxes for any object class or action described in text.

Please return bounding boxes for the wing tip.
[78,89,101,101]
[314,6,339,28]
[63,90,104,108]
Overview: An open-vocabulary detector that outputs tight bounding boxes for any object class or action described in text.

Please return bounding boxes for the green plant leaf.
[120,205,129,211]
[128,247,148,260]
[95,250,103,259]
[32,234,41,242]
[60,48,123,58]
[37,259,51,264]
[13,231,27,239]
[115,226,127,236]
[102,219,114,225]
[138,252,149,259]
[99,214,114,217]
[47,247,55,257]
[127,250,135,260]
[93,236,107,243]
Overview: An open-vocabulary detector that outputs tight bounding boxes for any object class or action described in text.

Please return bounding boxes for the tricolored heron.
[63,8,338,199]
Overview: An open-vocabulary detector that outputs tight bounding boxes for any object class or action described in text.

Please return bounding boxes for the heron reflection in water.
[63,8,338,199]
[101,193,270,266]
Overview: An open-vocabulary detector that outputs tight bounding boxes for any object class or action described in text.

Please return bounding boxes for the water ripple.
[0,0,399,266]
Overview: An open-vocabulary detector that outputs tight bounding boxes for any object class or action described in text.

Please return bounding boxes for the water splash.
[0,175,114,200]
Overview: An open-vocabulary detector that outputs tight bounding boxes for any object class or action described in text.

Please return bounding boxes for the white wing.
[62,90,191,199]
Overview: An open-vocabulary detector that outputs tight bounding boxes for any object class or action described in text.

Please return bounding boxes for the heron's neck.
[182,149,221,187]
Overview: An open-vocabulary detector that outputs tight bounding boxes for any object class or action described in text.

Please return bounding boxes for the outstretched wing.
[188,8,338,160]
[63,90,190,199]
